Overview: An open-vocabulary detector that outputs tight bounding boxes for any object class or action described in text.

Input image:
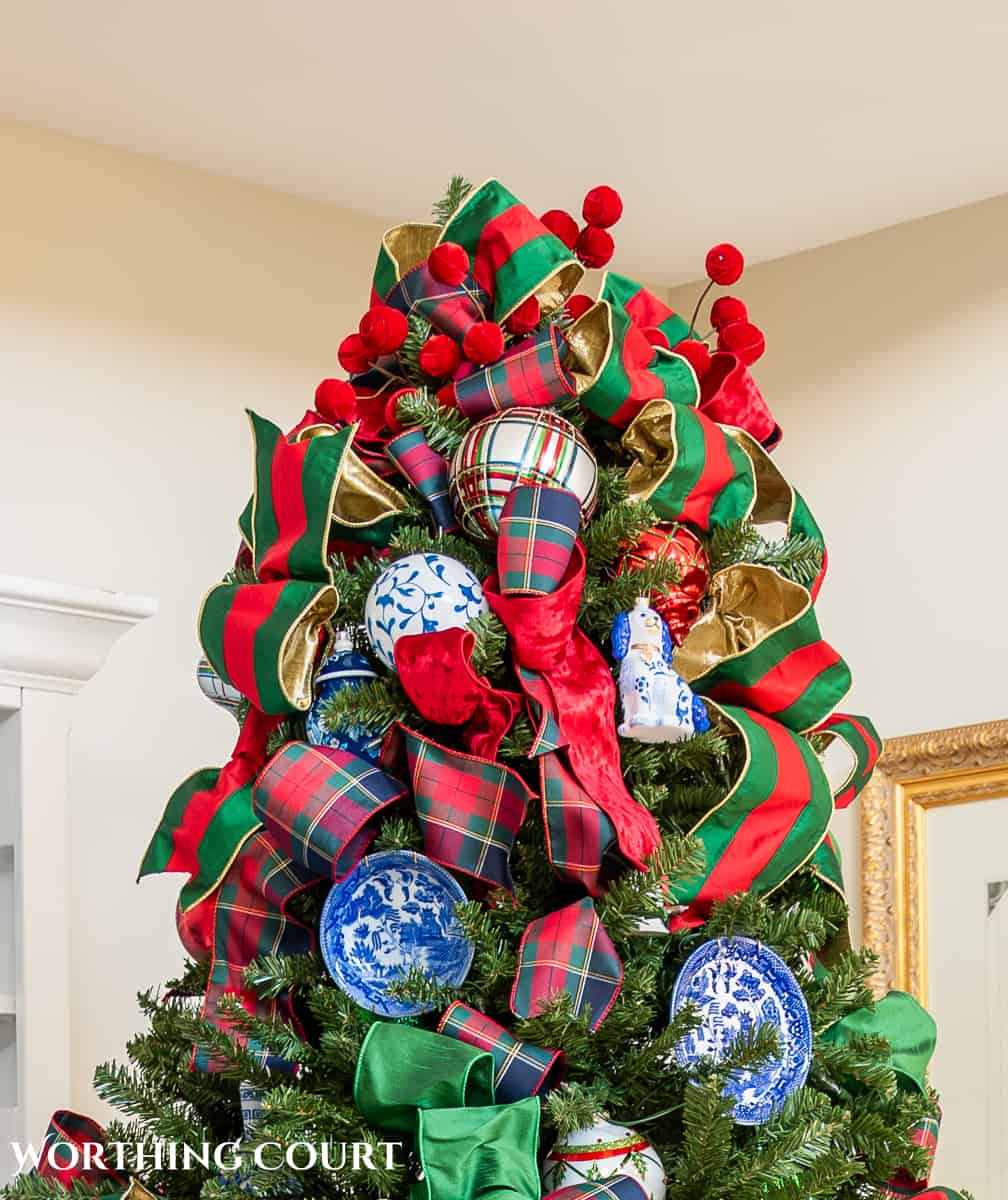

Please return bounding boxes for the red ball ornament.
[717,319,765,365]
[507,295,541,336]
[428,242,470,287]
[673,337,713,378]
[705,242,745,286]
[314,378,359,424]
[575,225,615,269]
[418,333,462,379]
[359,305,409,356]
[565,293,595,321]
[462,320,505,365]
[710,295,749,330]
[582,185,624,229]
[616,524,711,645]
[338,332,372,375]
[540,208,580,250]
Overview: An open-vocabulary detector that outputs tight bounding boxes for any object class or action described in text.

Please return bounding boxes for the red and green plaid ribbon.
[252,741,409,880]
[540,753,619,897]
[386,426,458,532]
[453,326,576,420]
[544,1182,649,1200]
[388,725,532,892]
[37,1111,130,1189]
[438,1001,565,1102]
[383,258,490,342]
[511,897,622,1031]
[574,272,699,428]
[669,703,835,927]
[440,179,584,321]
[138,705,279,910]
[497,484,581,596]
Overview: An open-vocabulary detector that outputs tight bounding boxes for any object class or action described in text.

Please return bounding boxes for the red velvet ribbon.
[394,627,522,760]
[484,542,660,869]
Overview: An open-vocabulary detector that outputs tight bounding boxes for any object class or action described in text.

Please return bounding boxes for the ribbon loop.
[386,427,458,532]
[439,1001,565,1102]
[453,326,576,419]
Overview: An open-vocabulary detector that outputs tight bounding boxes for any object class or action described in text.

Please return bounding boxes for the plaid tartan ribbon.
[511,897,622,1031]
[882,1114,941,1197]
[544,1181,649,1200]
[453,326,576,420]
[540,753,620,897]
[138,705,280,910]
[37,1110,130,1189]
[573,272,699,428]
[385,725,532,891]
[386,426,458,532]
[438,1001,565,1101]
[668,703,835,928]
[497,484,581,596]
[382,258,490,342]
[252,741,409,880]
[676,563,851,733]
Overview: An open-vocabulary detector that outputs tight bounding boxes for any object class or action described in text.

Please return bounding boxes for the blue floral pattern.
[364,553,488,670]
[670,936,812,1125]
[319,850,474,1017]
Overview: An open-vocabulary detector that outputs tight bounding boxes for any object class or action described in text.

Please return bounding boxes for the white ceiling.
[2,0,1007,284]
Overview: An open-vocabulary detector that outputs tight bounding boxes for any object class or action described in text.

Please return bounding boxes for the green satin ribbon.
[354,1023,541,1200]
[822,989,937,1093]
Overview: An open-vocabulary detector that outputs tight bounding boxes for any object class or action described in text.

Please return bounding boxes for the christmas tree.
[5,178,967,1200]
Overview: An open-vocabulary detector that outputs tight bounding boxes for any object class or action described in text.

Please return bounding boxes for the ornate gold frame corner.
[860,718,1008,1001]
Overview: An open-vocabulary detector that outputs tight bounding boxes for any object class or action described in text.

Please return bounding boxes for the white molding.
[0,575,158,694]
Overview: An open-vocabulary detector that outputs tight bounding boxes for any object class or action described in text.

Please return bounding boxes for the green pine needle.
[431,175,473,225]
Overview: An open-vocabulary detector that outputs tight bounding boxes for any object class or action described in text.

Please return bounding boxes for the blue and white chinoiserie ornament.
[305,631,384,762]
[364,552,488,671]
[196,655,244,718]
[319,850,474,1018]
[611,598,711,743]
[670,937,813,1125]
[541,1117,666,1200]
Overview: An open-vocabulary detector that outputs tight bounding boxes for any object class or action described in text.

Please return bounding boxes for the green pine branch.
[431,175,473,225]
[393,386,470,457]
[706,519,824,588]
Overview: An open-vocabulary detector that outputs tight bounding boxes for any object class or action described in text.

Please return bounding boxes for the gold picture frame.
[860,717,1008,1000]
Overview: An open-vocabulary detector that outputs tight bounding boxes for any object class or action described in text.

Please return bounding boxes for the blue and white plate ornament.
[364,552,488,671]
[319,850,474,1017]
[305,631,384,762]
[196,655,244,718]
[611,598,710,743]
[670,936,812,1125]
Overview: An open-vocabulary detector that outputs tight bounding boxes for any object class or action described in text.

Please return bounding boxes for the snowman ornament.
[611,597,710,743]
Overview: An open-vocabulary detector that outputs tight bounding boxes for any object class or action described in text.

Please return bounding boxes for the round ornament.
[616,525,710,645]
[670,936,812,1125]
[364,553,489,670]
[319,850,473,1018]
[305,633,385,762]
[541,1117,666,1200]
[449,408,598,541]
[196,656,244,718]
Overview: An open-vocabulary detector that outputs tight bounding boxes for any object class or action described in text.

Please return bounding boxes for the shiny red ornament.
[673,337,713,378]
[575,225,615,269]
[540,208,580,250]
[418,333,462,379]
[507,295,541,336]
[582,185,623,229]
[616,524,711,645]
[717,319,765,365]
[314,378,359,424]
[359,305,409,356]
[428,242,470,286]
[705,242,744,286]
[710,295,748,330]
[462,320,505,365]
[338,332,372,375]
[565,293,595,321]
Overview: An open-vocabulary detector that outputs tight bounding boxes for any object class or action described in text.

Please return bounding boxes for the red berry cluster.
[673,242,765,378]
[540,184,624,271]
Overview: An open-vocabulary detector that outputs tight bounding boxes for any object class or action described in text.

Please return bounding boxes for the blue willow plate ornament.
[670,936,812,1125]
[319,850,473,1018]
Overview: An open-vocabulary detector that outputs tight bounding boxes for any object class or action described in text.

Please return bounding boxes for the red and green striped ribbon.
[604,271,691,348]
[684,565,851,732]
[812,712,883,808]
[439,179,583,321]
[669,703,835,927]
[577,274,698,427]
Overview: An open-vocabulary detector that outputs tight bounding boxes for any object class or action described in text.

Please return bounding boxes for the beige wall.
[0,119,386,1116]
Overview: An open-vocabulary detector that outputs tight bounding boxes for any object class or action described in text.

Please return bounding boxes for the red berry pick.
[673,338,713,378]
[507,296,541,337]
[717,319,765,365]
[540,209,580,250]
[418,334,462,379]
[428,242,470,287]
[359,305,409,356]
[582,185,623,229]
[314,378,359,424]
[575,226,615,269]
[462,321,505,365]
[338,333,372,375]
[705,243,745,286]
[710,296,749,330]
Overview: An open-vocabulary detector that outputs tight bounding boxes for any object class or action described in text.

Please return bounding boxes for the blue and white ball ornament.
[306,633,385,762]
[196,655,243,718]
[364,552,488,670]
